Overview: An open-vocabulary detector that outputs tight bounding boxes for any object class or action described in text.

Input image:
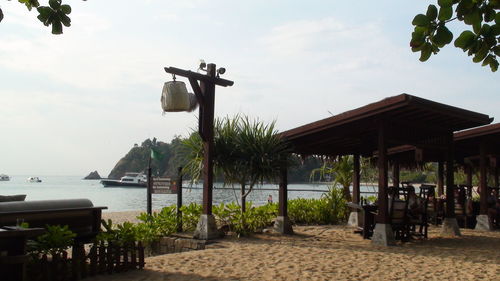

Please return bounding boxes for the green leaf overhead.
[412,14,431,26]
[410,0,499,72]
[427,5,438,20]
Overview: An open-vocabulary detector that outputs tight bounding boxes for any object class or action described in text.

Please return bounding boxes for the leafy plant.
[182,114,291,213]
[28,225,76,256]
[180,203,203,231]
[411,0,499,71]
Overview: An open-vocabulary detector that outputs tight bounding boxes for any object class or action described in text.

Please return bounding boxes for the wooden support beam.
[278,165,288,217]
[437,161,444,197]
[495,166,499,188]
[479,141,488,215]
[376,121,389,224]
[188,78,205,105]
[465,165,473,187]
[164,66,234,87]
[445,133,455,218]
[201,64,216,215]
[352,154,360,204]
[392,161,400,188]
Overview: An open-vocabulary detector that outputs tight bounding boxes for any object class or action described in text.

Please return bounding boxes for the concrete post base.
[348,211,360,227]
[441,217,461,237]
[475,214,493,231]
[371,223,395,246]
[193,214,221,240]
[274,216,293,234]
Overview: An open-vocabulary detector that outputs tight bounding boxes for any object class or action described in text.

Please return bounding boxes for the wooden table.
[347,203,378,239]
[0,226,45,281]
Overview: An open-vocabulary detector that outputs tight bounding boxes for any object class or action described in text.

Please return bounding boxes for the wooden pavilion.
[384,123,500,231]
[454,123,500,230]
[279,94,492,246]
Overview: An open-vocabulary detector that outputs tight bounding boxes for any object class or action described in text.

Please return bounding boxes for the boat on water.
[27,177,42,183]
[0,174,10,181]
[100,172,147,187]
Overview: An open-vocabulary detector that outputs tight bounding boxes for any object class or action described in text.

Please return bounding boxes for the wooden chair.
[388,186,411,241]
[487,187,500,229]
[414,184,435,238]
[454,185,468,228]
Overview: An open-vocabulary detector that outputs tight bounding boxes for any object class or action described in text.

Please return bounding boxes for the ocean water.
[0,176,345,212]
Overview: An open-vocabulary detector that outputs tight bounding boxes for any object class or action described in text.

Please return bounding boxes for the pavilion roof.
[282,94,492,157]
[455,123,500,161]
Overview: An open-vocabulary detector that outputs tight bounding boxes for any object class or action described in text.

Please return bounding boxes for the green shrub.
[28,225,76,256]
[180,202,203,231]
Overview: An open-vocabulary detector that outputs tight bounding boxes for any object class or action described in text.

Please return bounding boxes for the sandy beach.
[94,211,500,281]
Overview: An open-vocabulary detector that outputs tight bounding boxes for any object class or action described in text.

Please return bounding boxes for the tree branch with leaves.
[411,0,499,72]
[1,0,76,34]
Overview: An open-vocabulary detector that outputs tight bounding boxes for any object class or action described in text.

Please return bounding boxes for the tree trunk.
[343,185,352,202]
[241,183,246,213]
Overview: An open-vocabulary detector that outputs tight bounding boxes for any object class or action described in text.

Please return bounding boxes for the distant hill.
[108,137,186,179]
[107,136,323,183]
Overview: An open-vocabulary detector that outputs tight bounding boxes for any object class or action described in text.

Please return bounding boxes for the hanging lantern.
[161,80,198,112]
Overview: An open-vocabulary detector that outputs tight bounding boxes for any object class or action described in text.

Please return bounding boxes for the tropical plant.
[182,114,291,213]
[179,202,203,231]
[28,225,76,256]
[310,156,354,201]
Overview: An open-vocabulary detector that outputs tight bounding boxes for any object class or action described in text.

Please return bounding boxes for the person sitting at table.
[487,188,500,227]
[408,187,424,219]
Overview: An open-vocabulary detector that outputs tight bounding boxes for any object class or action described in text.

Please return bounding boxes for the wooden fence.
[27,242,145,281]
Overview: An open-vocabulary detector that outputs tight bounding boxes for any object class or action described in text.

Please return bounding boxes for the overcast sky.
[0,0,498,176]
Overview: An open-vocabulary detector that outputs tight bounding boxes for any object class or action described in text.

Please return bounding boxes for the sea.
[1,176,379,212]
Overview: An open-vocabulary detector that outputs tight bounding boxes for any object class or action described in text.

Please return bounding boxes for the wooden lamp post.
[163,62,233,239]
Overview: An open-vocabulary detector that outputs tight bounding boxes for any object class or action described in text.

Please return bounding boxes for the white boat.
[0,174,10,181]
[27,176,42,183]
[100,172,147,187]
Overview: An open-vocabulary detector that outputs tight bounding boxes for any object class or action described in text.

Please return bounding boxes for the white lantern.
[161,81,198,112]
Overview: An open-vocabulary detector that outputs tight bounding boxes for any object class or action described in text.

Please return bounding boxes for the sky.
[0,0,498,177]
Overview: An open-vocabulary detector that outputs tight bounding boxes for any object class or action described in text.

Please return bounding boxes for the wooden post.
[392,161,400,188]
[479,141,488,215]
[201,64,216,215]
[465,165,473,186]
[495,166,499,188]
[147,166,152,215]
[177,167,183,233]
[278,165,288,217]
[376,121,389,224]
[445,133,455,218]
[352,154,361,204]
[437,161,444,197]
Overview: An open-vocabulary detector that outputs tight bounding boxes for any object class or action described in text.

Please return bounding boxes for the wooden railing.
[26,242,145,281]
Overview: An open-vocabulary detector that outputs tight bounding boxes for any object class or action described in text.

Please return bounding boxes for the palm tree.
[182,114,290,213]
[310,156,354,201]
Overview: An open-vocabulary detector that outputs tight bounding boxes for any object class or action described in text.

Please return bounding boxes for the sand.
[94,211,500,281]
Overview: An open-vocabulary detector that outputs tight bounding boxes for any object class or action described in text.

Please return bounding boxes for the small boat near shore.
[101,172,147,188]
[27,177,42,183]
[0,174,10,181]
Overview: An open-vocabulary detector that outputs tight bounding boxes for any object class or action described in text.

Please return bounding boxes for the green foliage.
[179,202,203,231]
[28,225,76,256]
[1,0,73,34]
[411,0,499,71]
[288,198,332,225]
[182,114,291,212]
[213,202,278,236]
[136,206,178,241]
[310,156,354,201]
[98,219,141,246]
